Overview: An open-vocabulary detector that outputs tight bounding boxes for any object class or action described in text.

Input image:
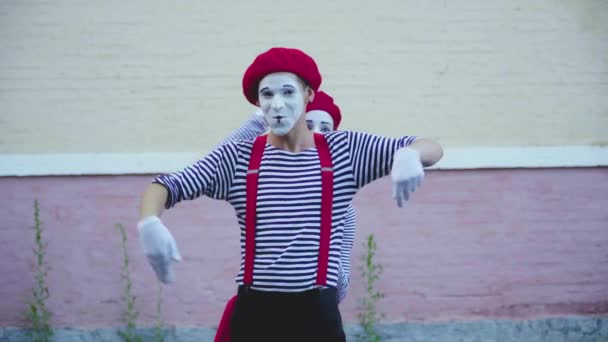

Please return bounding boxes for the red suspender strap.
[314,133,333,286]
[244,135,267,286]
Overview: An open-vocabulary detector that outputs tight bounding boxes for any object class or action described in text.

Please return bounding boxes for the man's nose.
[271,97,284,111]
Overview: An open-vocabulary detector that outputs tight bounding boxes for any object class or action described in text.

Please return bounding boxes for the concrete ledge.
[2,146,607,176]
[2,316,606,341]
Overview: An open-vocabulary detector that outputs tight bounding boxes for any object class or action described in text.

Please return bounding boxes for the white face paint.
[258,72,307,136]
[306,110,334,134]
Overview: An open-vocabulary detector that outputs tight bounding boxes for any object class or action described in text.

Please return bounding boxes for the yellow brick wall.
[1,0,607,154]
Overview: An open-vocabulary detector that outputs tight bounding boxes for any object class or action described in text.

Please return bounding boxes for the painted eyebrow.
[305,120,331,125]
[259,84,296,93]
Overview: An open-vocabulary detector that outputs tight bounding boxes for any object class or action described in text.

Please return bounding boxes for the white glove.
[254,108,264,117]
[390,147,424,208]
[137,216,182,284]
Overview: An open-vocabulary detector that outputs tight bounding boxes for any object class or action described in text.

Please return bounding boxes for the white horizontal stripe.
[431,146,608,169]
[1,146,605,176]
[254,262,319,269]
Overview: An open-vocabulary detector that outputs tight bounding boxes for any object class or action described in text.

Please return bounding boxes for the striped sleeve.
[341,205,356,281]
[346,131,418,188]
[216,113,267,147]
[153,143,239,208]
[337,205,356,303]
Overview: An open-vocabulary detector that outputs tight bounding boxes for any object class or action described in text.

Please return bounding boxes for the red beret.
[242,47,322,105]
[306,91,342,130]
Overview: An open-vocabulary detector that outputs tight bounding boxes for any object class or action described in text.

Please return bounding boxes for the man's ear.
[306,87,315,104]
[256,100,260,106]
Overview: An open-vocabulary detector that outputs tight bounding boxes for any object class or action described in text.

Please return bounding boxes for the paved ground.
[2,316,606,341]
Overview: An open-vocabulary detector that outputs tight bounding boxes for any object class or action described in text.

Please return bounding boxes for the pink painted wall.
[1,168,607,328]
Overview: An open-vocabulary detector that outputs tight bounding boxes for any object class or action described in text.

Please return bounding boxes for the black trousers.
[230,286,346,342]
